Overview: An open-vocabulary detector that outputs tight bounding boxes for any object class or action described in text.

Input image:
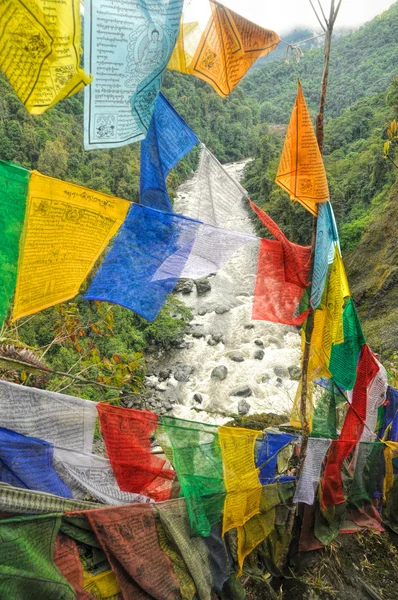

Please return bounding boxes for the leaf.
[384,141,390,155]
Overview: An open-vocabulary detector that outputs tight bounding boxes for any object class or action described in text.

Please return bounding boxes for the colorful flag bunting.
[0,514,75,598]
[0,0,91,114]
[0,380,98,453]
[311,201,340,309]
[276,81,329,215]
[83,504,180,600]
[0,161,29,326]
[0,426,72,498]
[159,416,225,537]
[181,145,249,230]
[53,447,152,506]
[140,92,198,211]
[293,438,331,505]
[97,403,175,501]
[171,0,280,98]
[219,426,262,535]
[256,432,296,484]
[12,171,130,321]
[84,0,183,150]
[85,204,201,322]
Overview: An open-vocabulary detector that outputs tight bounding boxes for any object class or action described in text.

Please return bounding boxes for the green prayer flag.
[312,380,346,439]
[0,514,76,599]
[0,161,29,325]
[329,299,366,390]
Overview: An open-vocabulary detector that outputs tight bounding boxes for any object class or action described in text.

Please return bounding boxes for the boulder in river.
[195,277,211,296]
[215,305,230,315]
[238,399,250,415]
[274,365,289,379]
[174,364,194,382]
[268,336,283,349]
[198,307,208,316]
[254,349,264,360]
[174,279,194,294]
[254,339,264,347]
[229,351,245,362]
[244,324,255,329]
[211,365,228,381]
[288,365,301,381]
[193,393,203,404]
[230,386,253,397]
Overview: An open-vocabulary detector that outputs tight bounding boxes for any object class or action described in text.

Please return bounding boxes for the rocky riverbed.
[129,161,302,424]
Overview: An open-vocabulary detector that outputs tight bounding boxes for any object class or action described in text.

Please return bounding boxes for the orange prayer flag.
[189,0,280,97]
[276,81,329,215]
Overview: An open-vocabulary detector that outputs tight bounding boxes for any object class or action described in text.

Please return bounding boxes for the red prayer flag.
[97,404,175,501]
[54,534,95,600]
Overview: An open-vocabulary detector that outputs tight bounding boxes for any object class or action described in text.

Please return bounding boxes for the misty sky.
[184,0,397,35]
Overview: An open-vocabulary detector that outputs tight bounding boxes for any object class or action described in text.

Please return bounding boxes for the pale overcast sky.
[184,0,397,35]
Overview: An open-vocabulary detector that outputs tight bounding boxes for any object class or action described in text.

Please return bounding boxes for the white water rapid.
[145,161,302,425]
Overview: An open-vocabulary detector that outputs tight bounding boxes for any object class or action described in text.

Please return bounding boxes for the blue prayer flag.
[0,426,72,498]
[85,204,201,321]
[379,386,398,441]
[311,201,340,309]
[256,432,296,485]
[140,93,198,211]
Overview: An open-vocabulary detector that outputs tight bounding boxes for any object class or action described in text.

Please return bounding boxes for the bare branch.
[308,0,326,31]
[317,0,329,27]
[332,0,343,26]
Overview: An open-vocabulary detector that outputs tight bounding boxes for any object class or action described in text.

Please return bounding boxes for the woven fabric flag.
[0,162,29,326]
[0,380,98,453]
[311,201,340,309]
[293,438,331,505]
[166,223,255,281]
[236,484,279,575]
[0,426,72,498]
[203,523,232,592]
[328,298,366,390]
[321,345,379,506]
[84,0,183,150]
[311,379,347,439]
[360,359,388,442]
[0,0,91,114]
[85,204,201,322]
[83,504,180,600]
[155,498,213,600]
[97,404,175,501]
[83,569,121,600]
[348,442,385,509]
[140,93,198,211]
[54,534,94,600]
[0,482,99,514]
[380,386,398,441]
[276,81,329,215]
[53,447,152,506]
[159,416,225,536]
[168,21,202,72]
[185,0,280,97]
[0,514,75,599]
[180,145,249,230]
[218,426,262,535]
[256,432,296,484]
[12,171,130,321]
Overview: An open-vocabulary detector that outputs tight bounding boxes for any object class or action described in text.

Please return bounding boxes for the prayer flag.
[12,171,130,321]
[168,21,202,72]
[140,92,198,211]
[0,161,29,326]
[84,0,183,149]
[311,379,347,439]
[360,359,388,442]
[83,569,121,599]
[0,380,98,453]
[97,403,175,501]
[83,504,180,600]
[293,438,331,505]
[54,534,94,600]
[380,386,398,442]
[181,145,249,230]
[0,514,75,598]
[0,426,72,498]
[85,204,201,322]
[311,201,340,309]
[219,426,262,535]
[155,498,213,600]
[176,0,280,97]
[276,81,329,215]
[0,481,99,514]
[53,447,152,506]
[0,0,91,114]
[203,523,232,592]
[159,416,225,536]
[256,432,296,484]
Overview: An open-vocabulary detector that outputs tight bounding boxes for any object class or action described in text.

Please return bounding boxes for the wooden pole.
[297,0,342,473]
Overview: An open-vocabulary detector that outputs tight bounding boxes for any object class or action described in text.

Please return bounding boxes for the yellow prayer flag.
[168,21,202,73]
[83,568,121,599]
[276,81,329,215]
[12,171,130,321]
[219,426,262,536]
[183,0,279,97]
[384,441,398,500]
[0,0,92,114]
